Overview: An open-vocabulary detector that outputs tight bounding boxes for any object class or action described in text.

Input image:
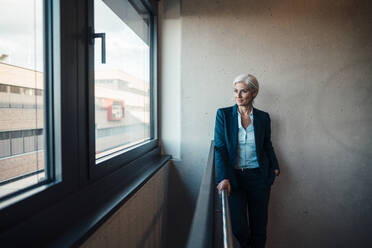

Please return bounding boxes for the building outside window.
[94,0,151,160]
[0,0,48,199]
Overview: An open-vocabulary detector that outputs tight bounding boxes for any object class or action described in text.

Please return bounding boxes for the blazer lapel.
[230,104,238,165]
[253,107,262,155]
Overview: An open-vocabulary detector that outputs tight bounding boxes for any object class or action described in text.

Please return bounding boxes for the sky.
[0,0,149,81]
[95,0,150,81]
[0,0,44,71]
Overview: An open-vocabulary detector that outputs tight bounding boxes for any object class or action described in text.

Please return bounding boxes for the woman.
[214,74,280,248]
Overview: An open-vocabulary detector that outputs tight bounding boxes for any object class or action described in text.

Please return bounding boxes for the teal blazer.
[214,104,279,188]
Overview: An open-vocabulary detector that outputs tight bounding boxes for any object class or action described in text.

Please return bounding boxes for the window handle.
[88,27,106,64]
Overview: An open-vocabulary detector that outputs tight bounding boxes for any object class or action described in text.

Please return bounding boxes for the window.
[0,0,159,244]
[0,84,42,109]
[0,84,10,108]
[0,84,8,92]
[1,0,157,203]
[23,130,35,153]
[0,132,11,158]
[0,0,54,200]
[0,129,43,158]
[35,89,43,96]
[10,86,22,94]
[24,88,35,96]
[93,0,152,161]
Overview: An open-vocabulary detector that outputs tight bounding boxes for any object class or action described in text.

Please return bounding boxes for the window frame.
[0,0,78,223]
[0,0,59,205]
[87,0,158,180]
[0,0,162,245]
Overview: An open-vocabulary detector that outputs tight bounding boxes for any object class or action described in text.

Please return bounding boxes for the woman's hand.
[217,179,231,196]
[274,169,280,176]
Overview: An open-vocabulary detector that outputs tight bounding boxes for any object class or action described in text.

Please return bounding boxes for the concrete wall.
[160,0,372,247]
[81,163,168,248]
[159,1,201,246]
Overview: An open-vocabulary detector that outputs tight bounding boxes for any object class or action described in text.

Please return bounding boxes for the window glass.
[94,0,151,159]
[0,0,46,198]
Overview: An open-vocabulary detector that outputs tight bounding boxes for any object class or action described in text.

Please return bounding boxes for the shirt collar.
[237,108,254,129]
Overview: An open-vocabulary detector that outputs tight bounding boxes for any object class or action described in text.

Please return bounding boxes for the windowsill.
[0,146,170,247]
[96,138,152,163]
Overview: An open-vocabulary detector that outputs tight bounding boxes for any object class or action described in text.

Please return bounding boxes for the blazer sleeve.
[264,113,280,172]
[214,109,229,183]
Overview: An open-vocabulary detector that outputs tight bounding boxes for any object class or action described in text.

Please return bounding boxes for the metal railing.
[221,190,234,248]
[186,141,234,248]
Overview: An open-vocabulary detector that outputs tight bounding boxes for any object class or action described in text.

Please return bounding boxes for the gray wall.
[81,163,169,248]
[160,0,372,247]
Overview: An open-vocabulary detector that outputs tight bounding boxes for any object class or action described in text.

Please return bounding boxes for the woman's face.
[234,82,257,106]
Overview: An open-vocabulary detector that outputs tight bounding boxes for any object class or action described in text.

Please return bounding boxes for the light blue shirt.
[235,109,260,169]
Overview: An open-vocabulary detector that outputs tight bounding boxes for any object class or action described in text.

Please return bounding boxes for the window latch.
[88,27,106,64]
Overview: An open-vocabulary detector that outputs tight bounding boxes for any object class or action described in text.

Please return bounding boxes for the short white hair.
[233,74,259,94]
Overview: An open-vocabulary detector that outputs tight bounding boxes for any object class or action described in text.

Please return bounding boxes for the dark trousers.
[228,168,270,248]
